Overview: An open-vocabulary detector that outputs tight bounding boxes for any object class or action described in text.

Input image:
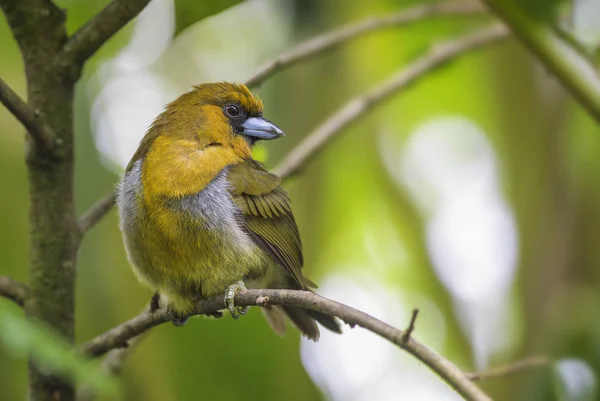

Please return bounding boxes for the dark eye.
[224,104,241,118]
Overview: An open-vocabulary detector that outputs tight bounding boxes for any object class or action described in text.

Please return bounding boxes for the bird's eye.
[224,105,241,118]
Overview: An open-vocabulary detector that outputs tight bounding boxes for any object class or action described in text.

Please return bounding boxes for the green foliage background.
[1,0,599,400]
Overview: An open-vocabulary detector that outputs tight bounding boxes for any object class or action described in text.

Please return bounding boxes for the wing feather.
[227,160,304,287]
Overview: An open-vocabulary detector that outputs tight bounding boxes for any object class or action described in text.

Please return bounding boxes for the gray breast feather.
[117,160,143,235]
[174,170,243,233]
[117,161,253,250]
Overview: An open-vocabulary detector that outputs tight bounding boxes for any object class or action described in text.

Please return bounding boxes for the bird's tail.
[260,281,342,340]
[261,304,342,341]
[285,306,342,340]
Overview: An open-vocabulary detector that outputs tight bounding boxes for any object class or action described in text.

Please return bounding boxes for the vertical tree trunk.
[1,1,78,400]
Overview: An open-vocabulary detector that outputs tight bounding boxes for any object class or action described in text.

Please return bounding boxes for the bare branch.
[466,356,550,381]
[402,308,419,343]
[62,0,151,66]
[0,78,54,150]
[78,192,117,238]
[245,1,486,87]
[80,289,492,401]
[274,23,510,179]
[0,276,28,307]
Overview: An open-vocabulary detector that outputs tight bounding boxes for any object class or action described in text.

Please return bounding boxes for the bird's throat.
[142,135,241,201]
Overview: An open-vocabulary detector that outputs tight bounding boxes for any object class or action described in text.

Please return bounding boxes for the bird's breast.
[117,161,268,301]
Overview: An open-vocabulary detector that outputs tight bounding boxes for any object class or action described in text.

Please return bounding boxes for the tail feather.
[282,306,320,341]
[258,274,343,340]
[261,305,286,337]
[308,310,343,334]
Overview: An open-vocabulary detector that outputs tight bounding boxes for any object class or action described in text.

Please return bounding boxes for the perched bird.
[117,82,341,340]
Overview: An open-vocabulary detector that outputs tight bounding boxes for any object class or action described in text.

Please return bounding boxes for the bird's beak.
[241,117,284,140]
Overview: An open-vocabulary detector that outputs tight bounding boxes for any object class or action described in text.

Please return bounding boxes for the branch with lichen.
[0,78,55,151]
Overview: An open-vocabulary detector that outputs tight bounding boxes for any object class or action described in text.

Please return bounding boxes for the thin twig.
[274,23,510,178]
[78,192,117,237]
[402,308,419,343]
[483,0,600,124]
[62,0,151,66]
[0,78,54,150]
[245,1,486,87]
[465,356,550,381]
[80,289,492,401]
[0,276,28,307]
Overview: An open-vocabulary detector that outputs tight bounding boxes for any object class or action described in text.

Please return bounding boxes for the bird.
[117,82,342,340]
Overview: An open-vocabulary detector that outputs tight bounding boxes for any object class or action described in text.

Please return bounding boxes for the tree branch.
[402,308,419,343]
[465,356,550,381]
[245,1,486,87]
[62,0,151,66]
[77,22,509,236]
[80,289,492,401]
[0,276,28,307]
[483,0,600,124]
[77,192,118,238]
[273,23,510,178]
[0,78,54,150]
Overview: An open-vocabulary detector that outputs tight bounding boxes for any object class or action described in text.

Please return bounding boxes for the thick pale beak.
[241,117,284,140]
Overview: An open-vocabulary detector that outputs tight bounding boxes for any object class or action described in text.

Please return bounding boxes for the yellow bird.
[117,82,341,340]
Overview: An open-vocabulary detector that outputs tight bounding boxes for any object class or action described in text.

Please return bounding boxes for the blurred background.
[1,0,600,400]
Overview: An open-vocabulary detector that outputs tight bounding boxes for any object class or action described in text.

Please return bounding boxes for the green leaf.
[0,305,120,397]
[174,0,245,35]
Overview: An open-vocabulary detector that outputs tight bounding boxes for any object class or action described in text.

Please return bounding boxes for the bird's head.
[131,82,283,198]
[181,82,284,146]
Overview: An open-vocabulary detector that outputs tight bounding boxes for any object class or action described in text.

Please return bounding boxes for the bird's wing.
[227,159,304,287]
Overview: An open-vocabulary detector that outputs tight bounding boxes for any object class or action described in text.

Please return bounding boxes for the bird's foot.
[224,280,248,319]
[205,310,224,319]
[172,315,189,327]
[168,306,189,327]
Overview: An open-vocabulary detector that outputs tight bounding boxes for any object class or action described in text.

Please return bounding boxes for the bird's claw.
[224,280,248,319]
[167,305,189,327]
[205,310,224,319]
[172,316,189,327]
